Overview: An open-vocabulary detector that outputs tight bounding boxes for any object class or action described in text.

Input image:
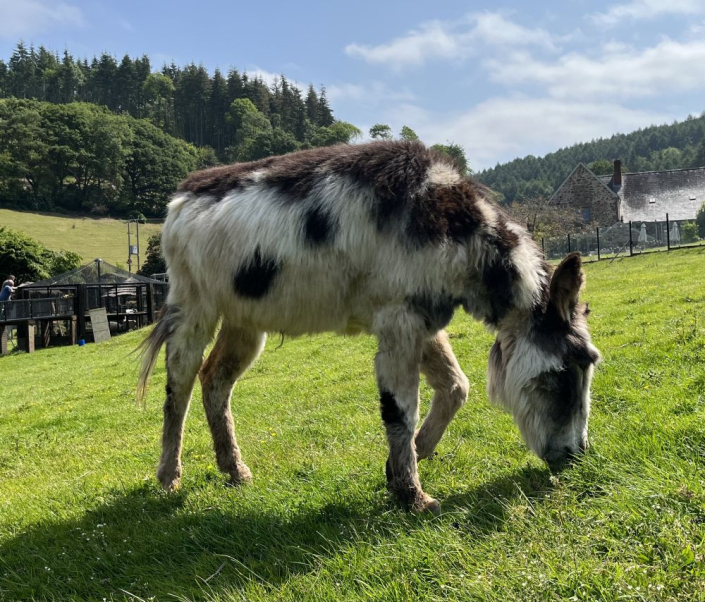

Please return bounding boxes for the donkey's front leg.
[373,309,439,514]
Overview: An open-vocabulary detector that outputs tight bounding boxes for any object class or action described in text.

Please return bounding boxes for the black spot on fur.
[535,366,582,426]
[380,390,404,425]
[303,205,337,245]
[482,256,519,325]
[233,248,281,299]
[406,293,459,331]
[406,180,483,245]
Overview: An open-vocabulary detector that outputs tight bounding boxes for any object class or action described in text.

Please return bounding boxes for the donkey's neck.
[459,231,551,330]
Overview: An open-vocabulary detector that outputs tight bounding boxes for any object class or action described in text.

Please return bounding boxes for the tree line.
[0,42,355,160]
[477,113,705,204]
[0,99,201,216]
[0,43,363,216]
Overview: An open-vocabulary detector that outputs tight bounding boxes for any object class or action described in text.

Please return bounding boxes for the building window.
[581,207,591,223]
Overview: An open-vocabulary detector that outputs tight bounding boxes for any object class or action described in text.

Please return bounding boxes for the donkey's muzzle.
[542,445,583,471]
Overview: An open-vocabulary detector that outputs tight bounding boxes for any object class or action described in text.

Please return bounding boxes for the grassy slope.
[0,209,162,269]
[0,249,703,601]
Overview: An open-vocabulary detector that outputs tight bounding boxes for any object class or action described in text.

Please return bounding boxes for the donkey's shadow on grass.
[1,464,558,599]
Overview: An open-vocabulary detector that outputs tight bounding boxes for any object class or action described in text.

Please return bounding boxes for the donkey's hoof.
[157,464,182,491]
[413,494,441,515]
[158,473,181,491]
[228,463,253,486]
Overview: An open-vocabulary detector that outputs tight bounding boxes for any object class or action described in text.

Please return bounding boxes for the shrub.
[681,222,699,243]
[0,227,82,284]
[696,202,705,238]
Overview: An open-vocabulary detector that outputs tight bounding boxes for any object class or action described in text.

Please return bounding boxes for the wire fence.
[540,213,705,263]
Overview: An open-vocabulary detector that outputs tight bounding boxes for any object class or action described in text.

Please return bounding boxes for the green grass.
[1,249,704,601]
[0,208,162,268]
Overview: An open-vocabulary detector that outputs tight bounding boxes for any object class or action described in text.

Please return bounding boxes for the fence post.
[541,237,545,258]
[596,227,601,261]
[666,213,670,251]
[629,221,633,256]
[76,284,86,341]
[567,234,571,254]
[147,284,155,325]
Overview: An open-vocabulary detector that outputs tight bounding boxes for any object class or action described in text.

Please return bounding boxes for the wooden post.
[76,284,86,340]
[567,234,571,254]
[541,237,545,258]
[0,325,8,355]
[69,316,77,345]
[629,221,633,256]
[24,320,35,353]
[596,227,601,261]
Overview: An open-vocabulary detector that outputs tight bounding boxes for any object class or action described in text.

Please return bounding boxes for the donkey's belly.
[221,263,374,335]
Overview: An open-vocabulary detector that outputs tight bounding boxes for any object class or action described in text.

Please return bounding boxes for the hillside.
[1,248,703,600]
[478,113,705,204]
[0,209,161,268]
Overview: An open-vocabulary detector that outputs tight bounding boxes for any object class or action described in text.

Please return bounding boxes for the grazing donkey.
[138,141,601,513]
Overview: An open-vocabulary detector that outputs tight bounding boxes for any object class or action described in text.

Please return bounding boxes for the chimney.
[613,159,622,188]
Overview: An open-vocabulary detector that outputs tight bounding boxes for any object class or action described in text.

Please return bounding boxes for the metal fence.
[0,297,74,322]
[541,214,705,262]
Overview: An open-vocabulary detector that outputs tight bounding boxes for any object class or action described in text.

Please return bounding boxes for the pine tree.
[305,84,319,125]
[316,87,334,127]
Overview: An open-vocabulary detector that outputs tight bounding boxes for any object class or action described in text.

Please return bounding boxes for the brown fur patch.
[326,141,435,229]
[178,156,281,198]
[407,179,485,244]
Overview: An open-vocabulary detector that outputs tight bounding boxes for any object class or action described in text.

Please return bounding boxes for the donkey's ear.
[549,252,584,322]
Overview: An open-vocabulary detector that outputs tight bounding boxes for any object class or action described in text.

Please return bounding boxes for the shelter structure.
[1,260,167,354]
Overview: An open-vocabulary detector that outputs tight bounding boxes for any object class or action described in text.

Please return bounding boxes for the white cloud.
[488,38,705,100]
[246,68,307,93]
[386,97,671,170]
[0,0,84,39]
[345,12,554,69]
[592,0,705,26]
[327,81,415,104]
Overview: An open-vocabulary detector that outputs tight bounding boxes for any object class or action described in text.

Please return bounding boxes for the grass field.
[0,249,704,600]
[0,209,162,269]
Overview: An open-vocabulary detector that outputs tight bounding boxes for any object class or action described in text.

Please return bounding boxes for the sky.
[1,0,704,170]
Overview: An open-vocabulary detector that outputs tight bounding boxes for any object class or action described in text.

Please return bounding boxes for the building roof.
[29,260,164,286]
[599,167,705,222]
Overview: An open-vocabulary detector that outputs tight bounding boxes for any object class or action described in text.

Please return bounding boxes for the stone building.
[550,160,705,226]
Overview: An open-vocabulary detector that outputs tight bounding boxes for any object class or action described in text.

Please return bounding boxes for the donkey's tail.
[136,304,178,404]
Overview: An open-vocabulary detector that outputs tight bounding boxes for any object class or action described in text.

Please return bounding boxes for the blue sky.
[1,0,704,170]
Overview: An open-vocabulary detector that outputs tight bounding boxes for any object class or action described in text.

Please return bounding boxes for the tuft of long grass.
[0,248,703,601]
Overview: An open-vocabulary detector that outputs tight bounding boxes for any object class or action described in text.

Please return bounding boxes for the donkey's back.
[160,141,474,336]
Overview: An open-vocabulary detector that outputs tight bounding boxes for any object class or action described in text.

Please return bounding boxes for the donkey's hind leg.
[415,330,469,461]
[157,309,217,490]
[199,323,265,485]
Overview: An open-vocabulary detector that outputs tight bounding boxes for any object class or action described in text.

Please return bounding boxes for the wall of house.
[551,164,619,226]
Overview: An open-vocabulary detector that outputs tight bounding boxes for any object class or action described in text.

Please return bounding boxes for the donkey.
[138,140,601,513]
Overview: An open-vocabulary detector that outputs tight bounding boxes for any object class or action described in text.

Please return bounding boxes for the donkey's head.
[487,253,601,468]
